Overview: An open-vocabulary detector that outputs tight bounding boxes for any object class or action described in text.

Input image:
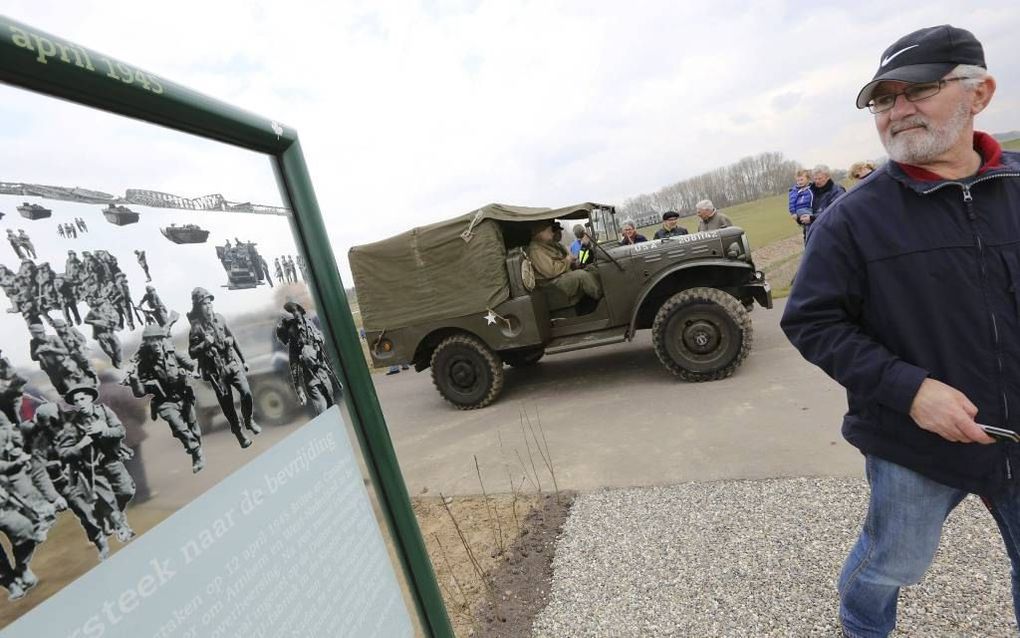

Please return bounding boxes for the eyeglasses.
[866,77,967,114]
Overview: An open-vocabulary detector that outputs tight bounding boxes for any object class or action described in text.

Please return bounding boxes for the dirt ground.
[415,492,574,637]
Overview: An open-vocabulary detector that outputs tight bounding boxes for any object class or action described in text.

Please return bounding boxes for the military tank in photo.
[161,223,211,244]
[17,202,52,220]
[102,204,140,225]
[216,239,267,289]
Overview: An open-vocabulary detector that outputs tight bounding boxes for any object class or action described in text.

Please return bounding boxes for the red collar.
[896,131,1004,181]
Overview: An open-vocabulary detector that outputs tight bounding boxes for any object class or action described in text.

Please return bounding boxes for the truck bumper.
[747,271,773,309]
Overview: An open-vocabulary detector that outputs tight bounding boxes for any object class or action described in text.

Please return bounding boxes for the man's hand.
[909,378,994,444]
[799,214,812,225]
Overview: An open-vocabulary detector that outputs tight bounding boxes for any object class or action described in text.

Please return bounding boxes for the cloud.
[4,0,1020,286]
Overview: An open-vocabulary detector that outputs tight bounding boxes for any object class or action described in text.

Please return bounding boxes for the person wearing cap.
[187,287,260,448]
[654,211,689,239]
[28,323,93,395]
[128,324,205,473]
[56,384,136,548]
[0,417,50,600]
[780,25,1019,636]
[527,221,602,308]
[695,200,733,233]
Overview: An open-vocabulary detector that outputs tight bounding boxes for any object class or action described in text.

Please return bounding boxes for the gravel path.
[533,477,1017,637]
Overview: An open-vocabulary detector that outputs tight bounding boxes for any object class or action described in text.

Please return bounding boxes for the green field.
[1004,137,1020,152]
[636,192,799,251]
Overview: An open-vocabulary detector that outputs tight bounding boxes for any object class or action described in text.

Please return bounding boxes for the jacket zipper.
[952,179,1017,480]
[919,171,1020,196]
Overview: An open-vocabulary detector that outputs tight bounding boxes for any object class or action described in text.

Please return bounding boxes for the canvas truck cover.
[350,202,610,330]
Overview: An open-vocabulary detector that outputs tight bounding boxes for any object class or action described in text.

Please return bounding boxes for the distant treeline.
[618,151,828,221]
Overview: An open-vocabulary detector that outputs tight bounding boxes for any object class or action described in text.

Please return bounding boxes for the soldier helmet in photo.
[145,285,155,293]
[64,383,99,404]
[142,324,166,340]
[662,210,680,221]
[191,287,214,305]
[28,323,46,335]
[50,317,67,328]
[283,301,306,315]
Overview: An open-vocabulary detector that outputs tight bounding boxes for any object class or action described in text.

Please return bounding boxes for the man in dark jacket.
[809,164,846,221]
[781,25,1017,636]
[653,211,689,239]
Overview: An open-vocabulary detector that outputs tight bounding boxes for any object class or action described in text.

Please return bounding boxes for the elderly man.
[809,165,846,220]
[527,221,602,307]
[780,26,1018,637]
[654,211,689,239]
[695,200,732,232]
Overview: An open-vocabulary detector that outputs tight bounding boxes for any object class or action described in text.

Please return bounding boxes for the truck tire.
[502,347,545,368]
[652,287,752,382]
[252,376,301,426]
[431,334,504,409]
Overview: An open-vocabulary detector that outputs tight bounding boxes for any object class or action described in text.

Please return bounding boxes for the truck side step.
[545,326,629,355]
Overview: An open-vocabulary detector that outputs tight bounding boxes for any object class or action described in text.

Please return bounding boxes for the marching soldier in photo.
[112,272,137,331]
[76,217,88,233]
[127,324,205,473]
[0,415,49,601]
[284,255,297,283]
[276,302,340,415]
[19,403,69,514]
[56,384,136,549]
[134,249,152,283]
[139,284,174,327]
[83,301,123,368]
[35,263,61,314]
[56,225,65,239]
[50,317,94,378]
[6,229,25,260]
[65,222,77,239]
[0,351,27,425]
[274,257,284,284]
[29,323,97,394]
[16,230,36,260]
[0,265,21,315]
[296,255,309,281]
[64,250,82,285]
[187,287,260,448]
[54,272,82,325]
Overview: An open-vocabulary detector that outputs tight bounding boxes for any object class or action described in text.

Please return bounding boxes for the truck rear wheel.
[253,376,301,426]
[652,287,752,381]
[431,334,504,409]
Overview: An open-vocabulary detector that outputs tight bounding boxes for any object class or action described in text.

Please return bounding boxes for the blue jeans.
[839,455,1020,637]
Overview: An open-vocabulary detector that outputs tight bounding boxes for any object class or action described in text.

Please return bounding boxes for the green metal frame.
[0,16,453,637]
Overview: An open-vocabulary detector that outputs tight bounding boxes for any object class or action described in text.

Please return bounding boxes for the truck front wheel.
[431,334,504,409]
[652,287,752,381]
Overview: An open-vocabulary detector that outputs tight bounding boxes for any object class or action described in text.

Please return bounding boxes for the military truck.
[350,202,772,409]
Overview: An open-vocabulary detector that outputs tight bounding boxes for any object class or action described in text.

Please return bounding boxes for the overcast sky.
[4,1,1019,285]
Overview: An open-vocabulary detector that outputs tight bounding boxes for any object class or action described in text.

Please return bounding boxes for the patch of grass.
[1003,138,1020,152]
[636,193,799,251]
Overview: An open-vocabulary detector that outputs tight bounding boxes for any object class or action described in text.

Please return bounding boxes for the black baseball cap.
[662,210,680,221]
[856,25,985,109]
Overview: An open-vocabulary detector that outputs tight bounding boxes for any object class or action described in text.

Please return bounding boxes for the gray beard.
[881,99,972,165]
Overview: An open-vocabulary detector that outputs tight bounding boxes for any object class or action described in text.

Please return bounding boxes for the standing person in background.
[619,220,647,245]
[654,211,689,239]
[695,200,733,232]
[788,169,815,244]
[810,164,846,221]
[781,25,1020,637]
[848,161,877,188]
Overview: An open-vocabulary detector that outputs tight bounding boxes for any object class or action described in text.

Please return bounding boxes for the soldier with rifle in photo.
[0,265,20,314]
[0,350,27,425]
[16,230,36,260]
[19,403,69,516]
[187,287,260,448]
[83,300,123,368]
[0,413,50,601]
[126,324,205,473]
[138,284,176,327]
[276,302,341,415]
[48,317,94,378]
[29,323,97,394]
[56,384,136,550]
[134,249,152,282]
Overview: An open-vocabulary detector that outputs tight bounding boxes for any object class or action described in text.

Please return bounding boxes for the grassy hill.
[1004,138,1020,152]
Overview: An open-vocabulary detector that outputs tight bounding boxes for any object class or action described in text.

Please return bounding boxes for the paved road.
[373,298,863,496]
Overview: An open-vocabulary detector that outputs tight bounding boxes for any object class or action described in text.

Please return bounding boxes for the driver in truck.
[526,220,602,307]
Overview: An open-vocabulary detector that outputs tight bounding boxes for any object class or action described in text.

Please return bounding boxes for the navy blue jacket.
[782,140,1020,495]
